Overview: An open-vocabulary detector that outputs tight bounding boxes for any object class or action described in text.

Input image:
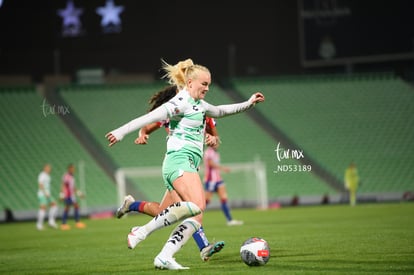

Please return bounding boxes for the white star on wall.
[96,0,124,27]
[57,0,84,28]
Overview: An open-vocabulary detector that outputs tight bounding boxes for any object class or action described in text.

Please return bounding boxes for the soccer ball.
[240,237,270,266]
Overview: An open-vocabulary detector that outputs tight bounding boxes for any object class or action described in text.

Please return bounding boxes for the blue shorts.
[64,197,77,205]
[204,180,224,192]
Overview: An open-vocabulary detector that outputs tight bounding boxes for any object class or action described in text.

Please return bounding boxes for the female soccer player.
[60,163,86,230]
[36,163,58,230]
[116,85,224,262]
[106,58,264,270]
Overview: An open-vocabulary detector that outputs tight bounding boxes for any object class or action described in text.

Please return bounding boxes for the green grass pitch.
[1,203,413,274]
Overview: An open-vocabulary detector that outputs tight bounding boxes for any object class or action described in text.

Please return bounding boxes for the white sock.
[141,201,201,237]
[37,209,46,226]
[48,205,58,224]
[158,218,201,259]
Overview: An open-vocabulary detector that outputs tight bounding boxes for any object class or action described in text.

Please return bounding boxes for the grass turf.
[1,203,413,274]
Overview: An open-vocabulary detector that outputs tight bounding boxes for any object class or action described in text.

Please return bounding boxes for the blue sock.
[192,226,209,250]
[129,201,141,212]
[62,210,68,224]
[74,207,79,222]
[221,199,232,221]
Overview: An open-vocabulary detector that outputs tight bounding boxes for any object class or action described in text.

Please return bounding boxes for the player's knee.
[185,201,202,216]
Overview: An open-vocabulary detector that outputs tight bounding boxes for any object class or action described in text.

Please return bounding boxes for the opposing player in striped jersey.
[204,143,243,226]
[60,163,86,230]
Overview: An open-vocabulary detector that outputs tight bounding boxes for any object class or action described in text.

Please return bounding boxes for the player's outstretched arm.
[105,105,169,147]
[105,132,118,147]
[249,92,265,105]
[205,92,265,118]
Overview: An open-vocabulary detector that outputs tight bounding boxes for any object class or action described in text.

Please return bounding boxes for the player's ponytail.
[161,58,209,90]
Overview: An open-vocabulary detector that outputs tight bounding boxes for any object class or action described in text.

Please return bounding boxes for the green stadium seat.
[0,88,117,213]
[231,73,414,195]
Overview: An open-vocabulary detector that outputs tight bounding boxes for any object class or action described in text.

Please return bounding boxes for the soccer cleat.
[60,224,71,230]
[36,223,43,231]
[227,219,244,226]
[154,256,189,270]
[127,226,146,249]
[48,221,58,229]
[75,222,86,229]
[200,241,225,261]
[130,226,139,232]
[116,195,135,219]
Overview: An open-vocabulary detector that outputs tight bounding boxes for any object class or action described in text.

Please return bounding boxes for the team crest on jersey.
[174,107,180,114]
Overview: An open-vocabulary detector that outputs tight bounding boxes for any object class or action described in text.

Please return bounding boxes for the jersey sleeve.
[110,106,169,141]
[202,99,253,118]
[206,117,216,129]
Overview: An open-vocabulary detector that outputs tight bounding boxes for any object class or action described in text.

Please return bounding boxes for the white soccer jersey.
[37,171,51,197]
[110,89,254,156]
[163,89,207,156]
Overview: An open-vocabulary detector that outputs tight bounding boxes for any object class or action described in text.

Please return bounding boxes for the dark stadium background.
[0,0,413,81]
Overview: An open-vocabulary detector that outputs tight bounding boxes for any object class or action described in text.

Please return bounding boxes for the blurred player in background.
[203,143,243,226]
[36,163,58,230]
[344,161,360,206]
[60,163,86,230]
